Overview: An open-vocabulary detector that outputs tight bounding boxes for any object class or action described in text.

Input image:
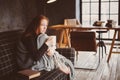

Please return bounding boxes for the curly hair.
[24,15,49,37]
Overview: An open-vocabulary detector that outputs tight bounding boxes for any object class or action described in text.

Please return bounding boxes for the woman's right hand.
[45,37,54,47]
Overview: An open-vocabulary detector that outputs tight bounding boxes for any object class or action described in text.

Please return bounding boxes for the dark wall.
[44,0,75,40]
[0,0,75,32]
[46,0,75,26]
[0,0,38,31]
[37,0,75,26]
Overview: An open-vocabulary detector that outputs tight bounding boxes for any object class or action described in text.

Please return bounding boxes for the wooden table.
[50,25,120,63]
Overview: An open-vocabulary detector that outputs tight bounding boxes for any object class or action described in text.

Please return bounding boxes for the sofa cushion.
[0,30,22,79]
[56,48,75,65]
[32,69,68,80]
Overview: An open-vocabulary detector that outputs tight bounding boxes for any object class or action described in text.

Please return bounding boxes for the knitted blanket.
[31,34,75,80]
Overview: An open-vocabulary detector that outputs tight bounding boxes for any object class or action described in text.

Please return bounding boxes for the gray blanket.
[31,34,75,80]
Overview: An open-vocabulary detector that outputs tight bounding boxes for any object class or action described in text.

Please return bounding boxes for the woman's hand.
[59,66,71,74]
[45,36,55,47]
[46,48,55,56]
[45,36,56,57]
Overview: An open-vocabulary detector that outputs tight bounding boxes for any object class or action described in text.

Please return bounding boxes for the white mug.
[49,35,56,48]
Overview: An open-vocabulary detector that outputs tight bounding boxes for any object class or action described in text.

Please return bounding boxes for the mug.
[49,35,56,48]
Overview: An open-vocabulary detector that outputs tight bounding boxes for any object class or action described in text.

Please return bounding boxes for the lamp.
[47,0,56,3]
[44,0,57,15]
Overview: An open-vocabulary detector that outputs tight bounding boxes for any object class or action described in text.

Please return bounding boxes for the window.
[82,0,99,25]
[81,0,119,26]
[80,0,119,39]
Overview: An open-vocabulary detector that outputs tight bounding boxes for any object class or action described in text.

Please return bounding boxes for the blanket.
[31,34,75,80]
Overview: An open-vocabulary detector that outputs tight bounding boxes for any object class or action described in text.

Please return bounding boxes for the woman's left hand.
[59,66,71,74]
[46,48,55,56]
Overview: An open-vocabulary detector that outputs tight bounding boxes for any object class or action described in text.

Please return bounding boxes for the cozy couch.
[0,29,75,80]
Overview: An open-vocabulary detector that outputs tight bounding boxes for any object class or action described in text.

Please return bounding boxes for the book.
[18,69,40,79]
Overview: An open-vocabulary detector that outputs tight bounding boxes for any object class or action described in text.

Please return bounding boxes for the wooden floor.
[73,42,120,80]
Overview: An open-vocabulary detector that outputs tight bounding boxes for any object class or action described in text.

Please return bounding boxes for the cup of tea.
[49,35,56,48]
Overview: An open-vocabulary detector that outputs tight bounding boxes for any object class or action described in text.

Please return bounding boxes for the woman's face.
[36,19,48,34]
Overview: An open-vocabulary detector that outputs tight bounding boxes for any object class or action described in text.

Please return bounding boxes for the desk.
[50,25,120,63]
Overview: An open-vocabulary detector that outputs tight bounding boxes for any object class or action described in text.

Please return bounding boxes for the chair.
[62,19,81,47]
[64,19,81,26]
[96,30,107,58]
[93,21,107,57]
[70,31,100,69]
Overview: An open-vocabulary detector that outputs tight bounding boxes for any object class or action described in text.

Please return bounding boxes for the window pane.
[91,15,99,25]
[101,0,109,1]
[110,0,118,1]
[101,2,109,14]
[110,2,118,13]
[91,0,99,1]
[82,3,90,14]
[82,0,90,2]
[101,0,118,1]
[83,0,99,2]
[91,3,98,14]
[110,15,118,25]
[101,15,109,21]
[82,15,90,25]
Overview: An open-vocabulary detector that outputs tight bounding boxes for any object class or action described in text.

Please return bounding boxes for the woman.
[16,15,74,80]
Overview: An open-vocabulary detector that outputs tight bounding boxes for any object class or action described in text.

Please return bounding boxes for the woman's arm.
[22,36,48,61]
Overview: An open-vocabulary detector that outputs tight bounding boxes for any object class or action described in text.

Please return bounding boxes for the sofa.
[0,29,75,80]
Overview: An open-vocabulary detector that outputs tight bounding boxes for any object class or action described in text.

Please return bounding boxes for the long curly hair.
[24,15,49,37]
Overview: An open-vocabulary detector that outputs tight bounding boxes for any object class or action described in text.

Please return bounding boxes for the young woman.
[16,15,74,80]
